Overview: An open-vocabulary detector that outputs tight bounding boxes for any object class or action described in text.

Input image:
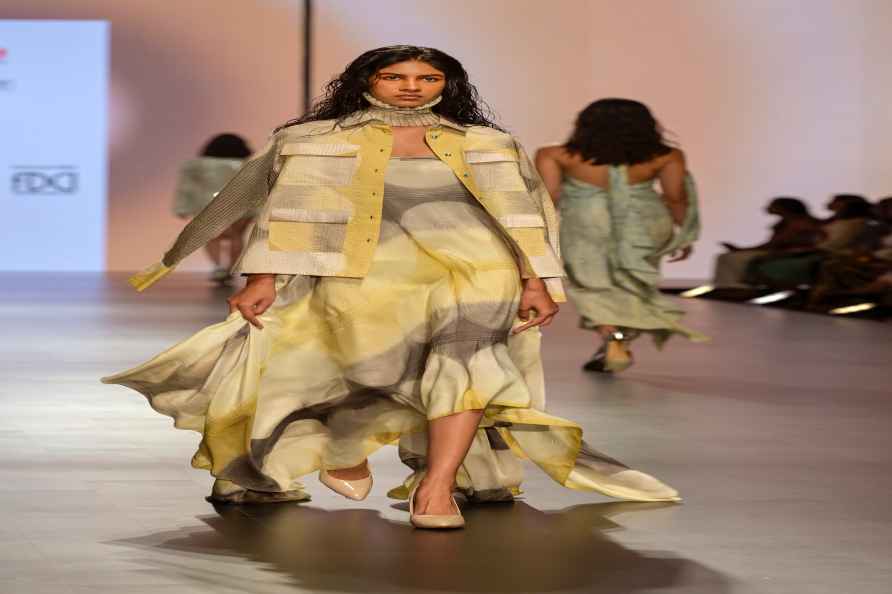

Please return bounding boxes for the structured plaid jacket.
[130,113,565,301]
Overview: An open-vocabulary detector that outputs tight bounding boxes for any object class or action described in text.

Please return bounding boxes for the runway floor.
[1,272,890,594]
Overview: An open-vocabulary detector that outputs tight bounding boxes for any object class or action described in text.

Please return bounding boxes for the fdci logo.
[11,166,80,195]
[0,47,7,63]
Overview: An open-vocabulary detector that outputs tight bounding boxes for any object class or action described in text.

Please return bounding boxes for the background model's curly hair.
[276,45,503,132]
[565,98,673,166]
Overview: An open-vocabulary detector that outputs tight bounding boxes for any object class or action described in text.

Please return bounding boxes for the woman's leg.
[414,410,484,515]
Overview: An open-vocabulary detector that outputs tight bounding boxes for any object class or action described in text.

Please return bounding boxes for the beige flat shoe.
[409,483,465,530]
[604,339,634,372]
[319,468,373,501]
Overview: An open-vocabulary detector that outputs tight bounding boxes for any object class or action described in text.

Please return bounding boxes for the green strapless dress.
[559,165,706,346]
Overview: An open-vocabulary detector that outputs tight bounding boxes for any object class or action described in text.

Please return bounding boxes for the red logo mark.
[0,48,7,60]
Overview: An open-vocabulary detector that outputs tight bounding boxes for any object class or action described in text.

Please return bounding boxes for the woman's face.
[368,60,446,108]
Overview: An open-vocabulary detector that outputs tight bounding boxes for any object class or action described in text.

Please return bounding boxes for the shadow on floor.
[110,500,733,593]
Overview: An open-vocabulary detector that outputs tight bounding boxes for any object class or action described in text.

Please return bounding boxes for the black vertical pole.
[303,0,313,114]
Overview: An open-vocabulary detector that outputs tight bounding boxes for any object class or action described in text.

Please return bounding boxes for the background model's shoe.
[602,330,635,373]
[582,347,610,372]
[319,469,373,501]
[409,484,465,529]
[604,340,634,372]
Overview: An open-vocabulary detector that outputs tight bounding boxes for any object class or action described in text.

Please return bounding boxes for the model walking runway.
[103,46,678,529]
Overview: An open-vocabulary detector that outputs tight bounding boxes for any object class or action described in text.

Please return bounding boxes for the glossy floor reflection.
[2,272,891,594]
[111,501,729,594]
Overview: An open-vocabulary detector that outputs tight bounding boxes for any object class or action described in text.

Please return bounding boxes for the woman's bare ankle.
[420,470,456,490]
[597,325,618,339]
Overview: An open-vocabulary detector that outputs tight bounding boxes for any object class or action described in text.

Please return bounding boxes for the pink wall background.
[3,0,891,279]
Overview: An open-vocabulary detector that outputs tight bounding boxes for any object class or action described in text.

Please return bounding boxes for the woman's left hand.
[513,278,559,334]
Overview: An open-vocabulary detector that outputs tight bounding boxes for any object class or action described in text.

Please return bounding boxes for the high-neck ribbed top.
[360,92,443,127]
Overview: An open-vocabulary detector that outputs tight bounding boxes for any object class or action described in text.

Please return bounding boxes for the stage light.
[680,284,715,298]
[748,290,794,305]
[829,303,877,315]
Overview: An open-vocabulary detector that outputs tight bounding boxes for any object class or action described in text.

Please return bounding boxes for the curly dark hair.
[276,45,502,132]
[565,98,673,166]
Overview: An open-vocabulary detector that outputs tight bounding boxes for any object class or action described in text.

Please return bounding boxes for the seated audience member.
[746,194,874,288]
[712,197,823,288]
[875,197,892,261]
[819,194,873,250]
[808,196,892,306]
[832,195,892,257]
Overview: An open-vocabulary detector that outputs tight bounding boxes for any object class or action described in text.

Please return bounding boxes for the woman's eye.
[424,77,440,82]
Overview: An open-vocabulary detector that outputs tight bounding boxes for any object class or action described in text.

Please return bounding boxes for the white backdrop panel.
[0,20,108,271]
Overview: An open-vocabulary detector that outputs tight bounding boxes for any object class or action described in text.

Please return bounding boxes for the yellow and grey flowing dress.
[103,158,679,503]
[559,166,706,347]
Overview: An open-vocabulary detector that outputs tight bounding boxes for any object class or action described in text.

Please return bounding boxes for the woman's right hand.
[227,274,276,329]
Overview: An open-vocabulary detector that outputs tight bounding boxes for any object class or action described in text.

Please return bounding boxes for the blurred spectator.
[808,196,892,306]
[820,194,873,250]
[746,194,873,288]
[712,197,823,288]
[172,133,253,284]
[875,197,892,261]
